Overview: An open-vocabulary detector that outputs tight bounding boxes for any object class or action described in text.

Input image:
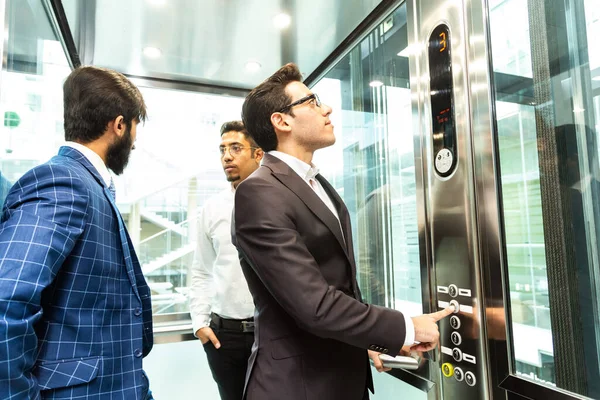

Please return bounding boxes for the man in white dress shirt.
[189,120,263,400]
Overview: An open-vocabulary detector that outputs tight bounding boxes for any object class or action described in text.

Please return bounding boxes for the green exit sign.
[4,111,20,128]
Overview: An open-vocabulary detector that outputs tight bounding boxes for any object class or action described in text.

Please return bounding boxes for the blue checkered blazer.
[0,146,153,399]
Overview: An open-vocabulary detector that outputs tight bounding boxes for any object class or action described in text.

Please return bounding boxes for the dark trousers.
[203,327,254,400]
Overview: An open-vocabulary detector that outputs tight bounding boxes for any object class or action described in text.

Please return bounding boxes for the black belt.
[210,313,254,333]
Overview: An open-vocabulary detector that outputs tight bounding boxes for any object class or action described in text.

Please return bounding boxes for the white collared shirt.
[64,142,112,187]
[268,151,415,346]
[189,187,254,335]
[269,151,340,221]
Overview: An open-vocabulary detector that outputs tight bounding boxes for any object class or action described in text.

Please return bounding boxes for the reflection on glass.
[0,0,71,207]
[490,0,600,396]
[312,3,422,318]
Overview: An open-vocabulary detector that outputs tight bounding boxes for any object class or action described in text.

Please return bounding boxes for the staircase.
[142,243,195,275]
[141,210,185,236]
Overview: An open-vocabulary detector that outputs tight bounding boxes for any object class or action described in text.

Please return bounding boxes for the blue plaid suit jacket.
[0,146,153,399]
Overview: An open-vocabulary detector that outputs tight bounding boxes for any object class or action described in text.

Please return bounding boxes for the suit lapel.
[317,174,361,299]
[264,155,348,258]
[59,146,141,300]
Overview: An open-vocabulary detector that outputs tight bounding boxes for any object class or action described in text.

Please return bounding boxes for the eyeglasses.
[277,93,321,113]
[219,144,258,157]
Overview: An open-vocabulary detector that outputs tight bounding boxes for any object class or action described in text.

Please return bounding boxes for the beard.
[226,172,241,182]
[106,126,133,175]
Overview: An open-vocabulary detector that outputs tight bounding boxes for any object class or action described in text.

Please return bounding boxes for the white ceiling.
[61,0,384,89]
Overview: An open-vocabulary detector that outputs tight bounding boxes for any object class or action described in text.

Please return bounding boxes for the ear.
[254,148,264,162]
[270,112,292,135]
[108,115,126,139]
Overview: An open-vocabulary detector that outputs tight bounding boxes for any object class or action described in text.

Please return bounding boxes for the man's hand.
[410,306,454,352]
[196,327,221,349]
[368,350,392,373]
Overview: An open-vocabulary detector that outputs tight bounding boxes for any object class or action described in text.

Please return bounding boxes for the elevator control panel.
[429,24,457,177]
[427,22,487,399]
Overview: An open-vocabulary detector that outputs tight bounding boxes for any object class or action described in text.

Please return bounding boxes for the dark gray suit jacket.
[232,154,407,400]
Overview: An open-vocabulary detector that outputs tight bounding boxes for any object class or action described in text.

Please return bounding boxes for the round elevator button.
[449,300,460,314]
[451,331,462,346]
[465,371,476,387]
[442,363,454,378]
[448,284,458,298]
[452,347,463,362]
[454,367,464,382]
[450,316,461,329]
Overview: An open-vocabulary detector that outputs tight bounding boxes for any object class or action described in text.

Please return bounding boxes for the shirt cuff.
[192,315,211,338]
[403,315,415,346]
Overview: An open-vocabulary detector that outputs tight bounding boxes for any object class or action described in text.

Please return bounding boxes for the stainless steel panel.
[407,0,492,398]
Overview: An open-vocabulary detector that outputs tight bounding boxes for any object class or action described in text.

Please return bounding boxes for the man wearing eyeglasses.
[233,64,454,400]
[189,120,263,400]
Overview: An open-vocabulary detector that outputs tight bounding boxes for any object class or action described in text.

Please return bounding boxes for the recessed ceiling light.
[143,47,162,59]
[573,107,585,113]
[147,0,166,5]
[273,13,291,29]
[369,80,384,88]
[245,61,261,72]
[593,76,600,81]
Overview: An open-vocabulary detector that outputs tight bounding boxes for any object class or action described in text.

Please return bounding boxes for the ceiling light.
[147,0,166,5]
[369,80,384,88]
[273,13,291,29]
[573,107,585,113]
[245,61,261,72]
[593,76,600,81]
[143,46,162,59]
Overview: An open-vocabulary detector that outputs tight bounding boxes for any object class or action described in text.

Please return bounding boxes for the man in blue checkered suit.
[0,66,154,399]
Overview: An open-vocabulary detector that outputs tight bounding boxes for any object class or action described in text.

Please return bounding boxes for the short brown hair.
[63,66,147,143]
[241,63,302,152]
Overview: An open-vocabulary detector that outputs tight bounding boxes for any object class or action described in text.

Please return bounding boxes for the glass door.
[311,2,431,398]
[489,0,600,398]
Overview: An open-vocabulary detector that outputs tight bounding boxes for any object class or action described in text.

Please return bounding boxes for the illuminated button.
[448,284,458,298]
[449,300,460,314]
[465,371,477,387]
[450,316,461,329]
[454,367,464,382]
[451,332,462,346]
[452,347,463,362]
[442,363,454,378]
[437,286,449,294]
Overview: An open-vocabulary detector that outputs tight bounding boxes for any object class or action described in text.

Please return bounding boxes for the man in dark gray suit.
[233,63,453,400]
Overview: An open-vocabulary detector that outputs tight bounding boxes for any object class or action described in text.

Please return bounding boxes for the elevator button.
[442,363,454,378]
[452,347,463,362]
[454,367,464,382]
[465,371,477,387]
[449,300,460,313]
[451,332,462,346]
[450,315,461,329]
[448,284,458,298]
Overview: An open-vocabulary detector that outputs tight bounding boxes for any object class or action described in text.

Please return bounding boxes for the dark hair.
[219,120,258,148]
[241,63,302,152]
[63,66,147,143]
